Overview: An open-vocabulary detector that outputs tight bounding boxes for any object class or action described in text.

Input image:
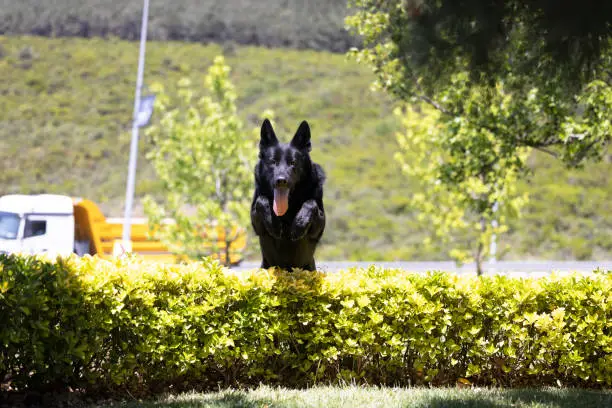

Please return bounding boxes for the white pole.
[489,201,499,271]
[122,0,150,245]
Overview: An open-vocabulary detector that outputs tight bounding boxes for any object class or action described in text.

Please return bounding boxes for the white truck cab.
[0,194,75,257]
[0,193,246,264]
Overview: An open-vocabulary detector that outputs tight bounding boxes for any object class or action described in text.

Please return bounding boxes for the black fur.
[250,118,326,271]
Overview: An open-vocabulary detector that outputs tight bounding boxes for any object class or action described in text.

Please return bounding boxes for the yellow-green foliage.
[1,254,610,395]
[394,102,529,268]
[143,55,268,263]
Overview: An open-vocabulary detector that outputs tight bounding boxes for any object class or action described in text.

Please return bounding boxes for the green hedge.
[0,254,610,395]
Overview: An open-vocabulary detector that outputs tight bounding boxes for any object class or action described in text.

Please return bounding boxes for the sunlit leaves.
[347,1,611,271]
[1,253,611,391]
[346,0,611,168]
[143,56,272,264]
[394,100,529,270]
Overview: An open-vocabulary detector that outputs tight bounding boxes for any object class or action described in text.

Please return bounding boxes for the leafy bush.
[1,254,610,396]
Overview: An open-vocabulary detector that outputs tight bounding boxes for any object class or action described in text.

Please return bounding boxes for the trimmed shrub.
[0,253,610,395]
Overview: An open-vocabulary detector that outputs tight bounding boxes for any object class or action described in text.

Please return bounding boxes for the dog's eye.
[287,158,295,166]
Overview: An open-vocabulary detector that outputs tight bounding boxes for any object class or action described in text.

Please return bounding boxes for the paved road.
[228,260,612,276]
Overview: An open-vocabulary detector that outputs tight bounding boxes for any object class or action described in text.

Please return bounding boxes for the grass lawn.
[90,385,611,408]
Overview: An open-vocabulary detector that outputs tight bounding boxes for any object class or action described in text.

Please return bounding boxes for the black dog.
[250,119,326,271]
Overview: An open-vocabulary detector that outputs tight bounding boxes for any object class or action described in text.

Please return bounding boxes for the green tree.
[346,0,611,272]
[143,55,271,266]
[345,0,611,94]
[345,0,611,165]
[394,101,529,274]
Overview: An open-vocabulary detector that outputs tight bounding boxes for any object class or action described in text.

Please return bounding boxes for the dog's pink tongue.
[273,188,289,216]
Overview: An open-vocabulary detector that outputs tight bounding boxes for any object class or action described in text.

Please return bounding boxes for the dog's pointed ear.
[260,118,279,149]
[290,120,311,152]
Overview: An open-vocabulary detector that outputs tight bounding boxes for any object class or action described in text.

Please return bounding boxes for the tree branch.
[220,169,229,212]
[533,146,559,158]
[569,139,599,167]
[210,164,225,206]
[417,93,504,137]
[418,94,455,116]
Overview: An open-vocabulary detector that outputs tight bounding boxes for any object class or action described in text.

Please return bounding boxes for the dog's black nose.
[275,177,288,188]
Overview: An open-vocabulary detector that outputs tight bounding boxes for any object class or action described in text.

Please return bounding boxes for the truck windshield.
[0,212,21,240]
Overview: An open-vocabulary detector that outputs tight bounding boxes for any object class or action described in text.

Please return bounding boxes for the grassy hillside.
[0,0,357,53]
[0,35,610,261]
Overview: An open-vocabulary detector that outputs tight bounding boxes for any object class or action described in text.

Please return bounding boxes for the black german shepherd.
[250,119,326,271]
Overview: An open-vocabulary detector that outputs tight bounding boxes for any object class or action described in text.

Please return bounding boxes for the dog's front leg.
[290,199,325,241]
[251,195,282,239]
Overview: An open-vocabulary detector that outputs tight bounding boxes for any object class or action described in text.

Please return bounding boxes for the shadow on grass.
[114,391,269,408]
[105,387,611,408]
[504,388,611,408]
[421,388,611,408]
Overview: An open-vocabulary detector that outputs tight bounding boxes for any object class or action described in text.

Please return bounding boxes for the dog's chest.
[276,214,297,239]
[259,234,316,267]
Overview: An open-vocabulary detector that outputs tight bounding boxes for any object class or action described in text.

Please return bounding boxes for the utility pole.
[121,0,150,247]
[489,200,499,272]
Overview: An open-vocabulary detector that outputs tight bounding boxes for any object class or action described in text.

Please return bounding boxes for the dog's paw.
[255,196,270,214]
[289,215,311,241]
[254,197,282,239]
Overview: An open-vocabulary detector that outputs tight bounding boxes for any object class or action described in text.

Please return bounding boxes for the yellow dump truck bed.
[72,198,245,265]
